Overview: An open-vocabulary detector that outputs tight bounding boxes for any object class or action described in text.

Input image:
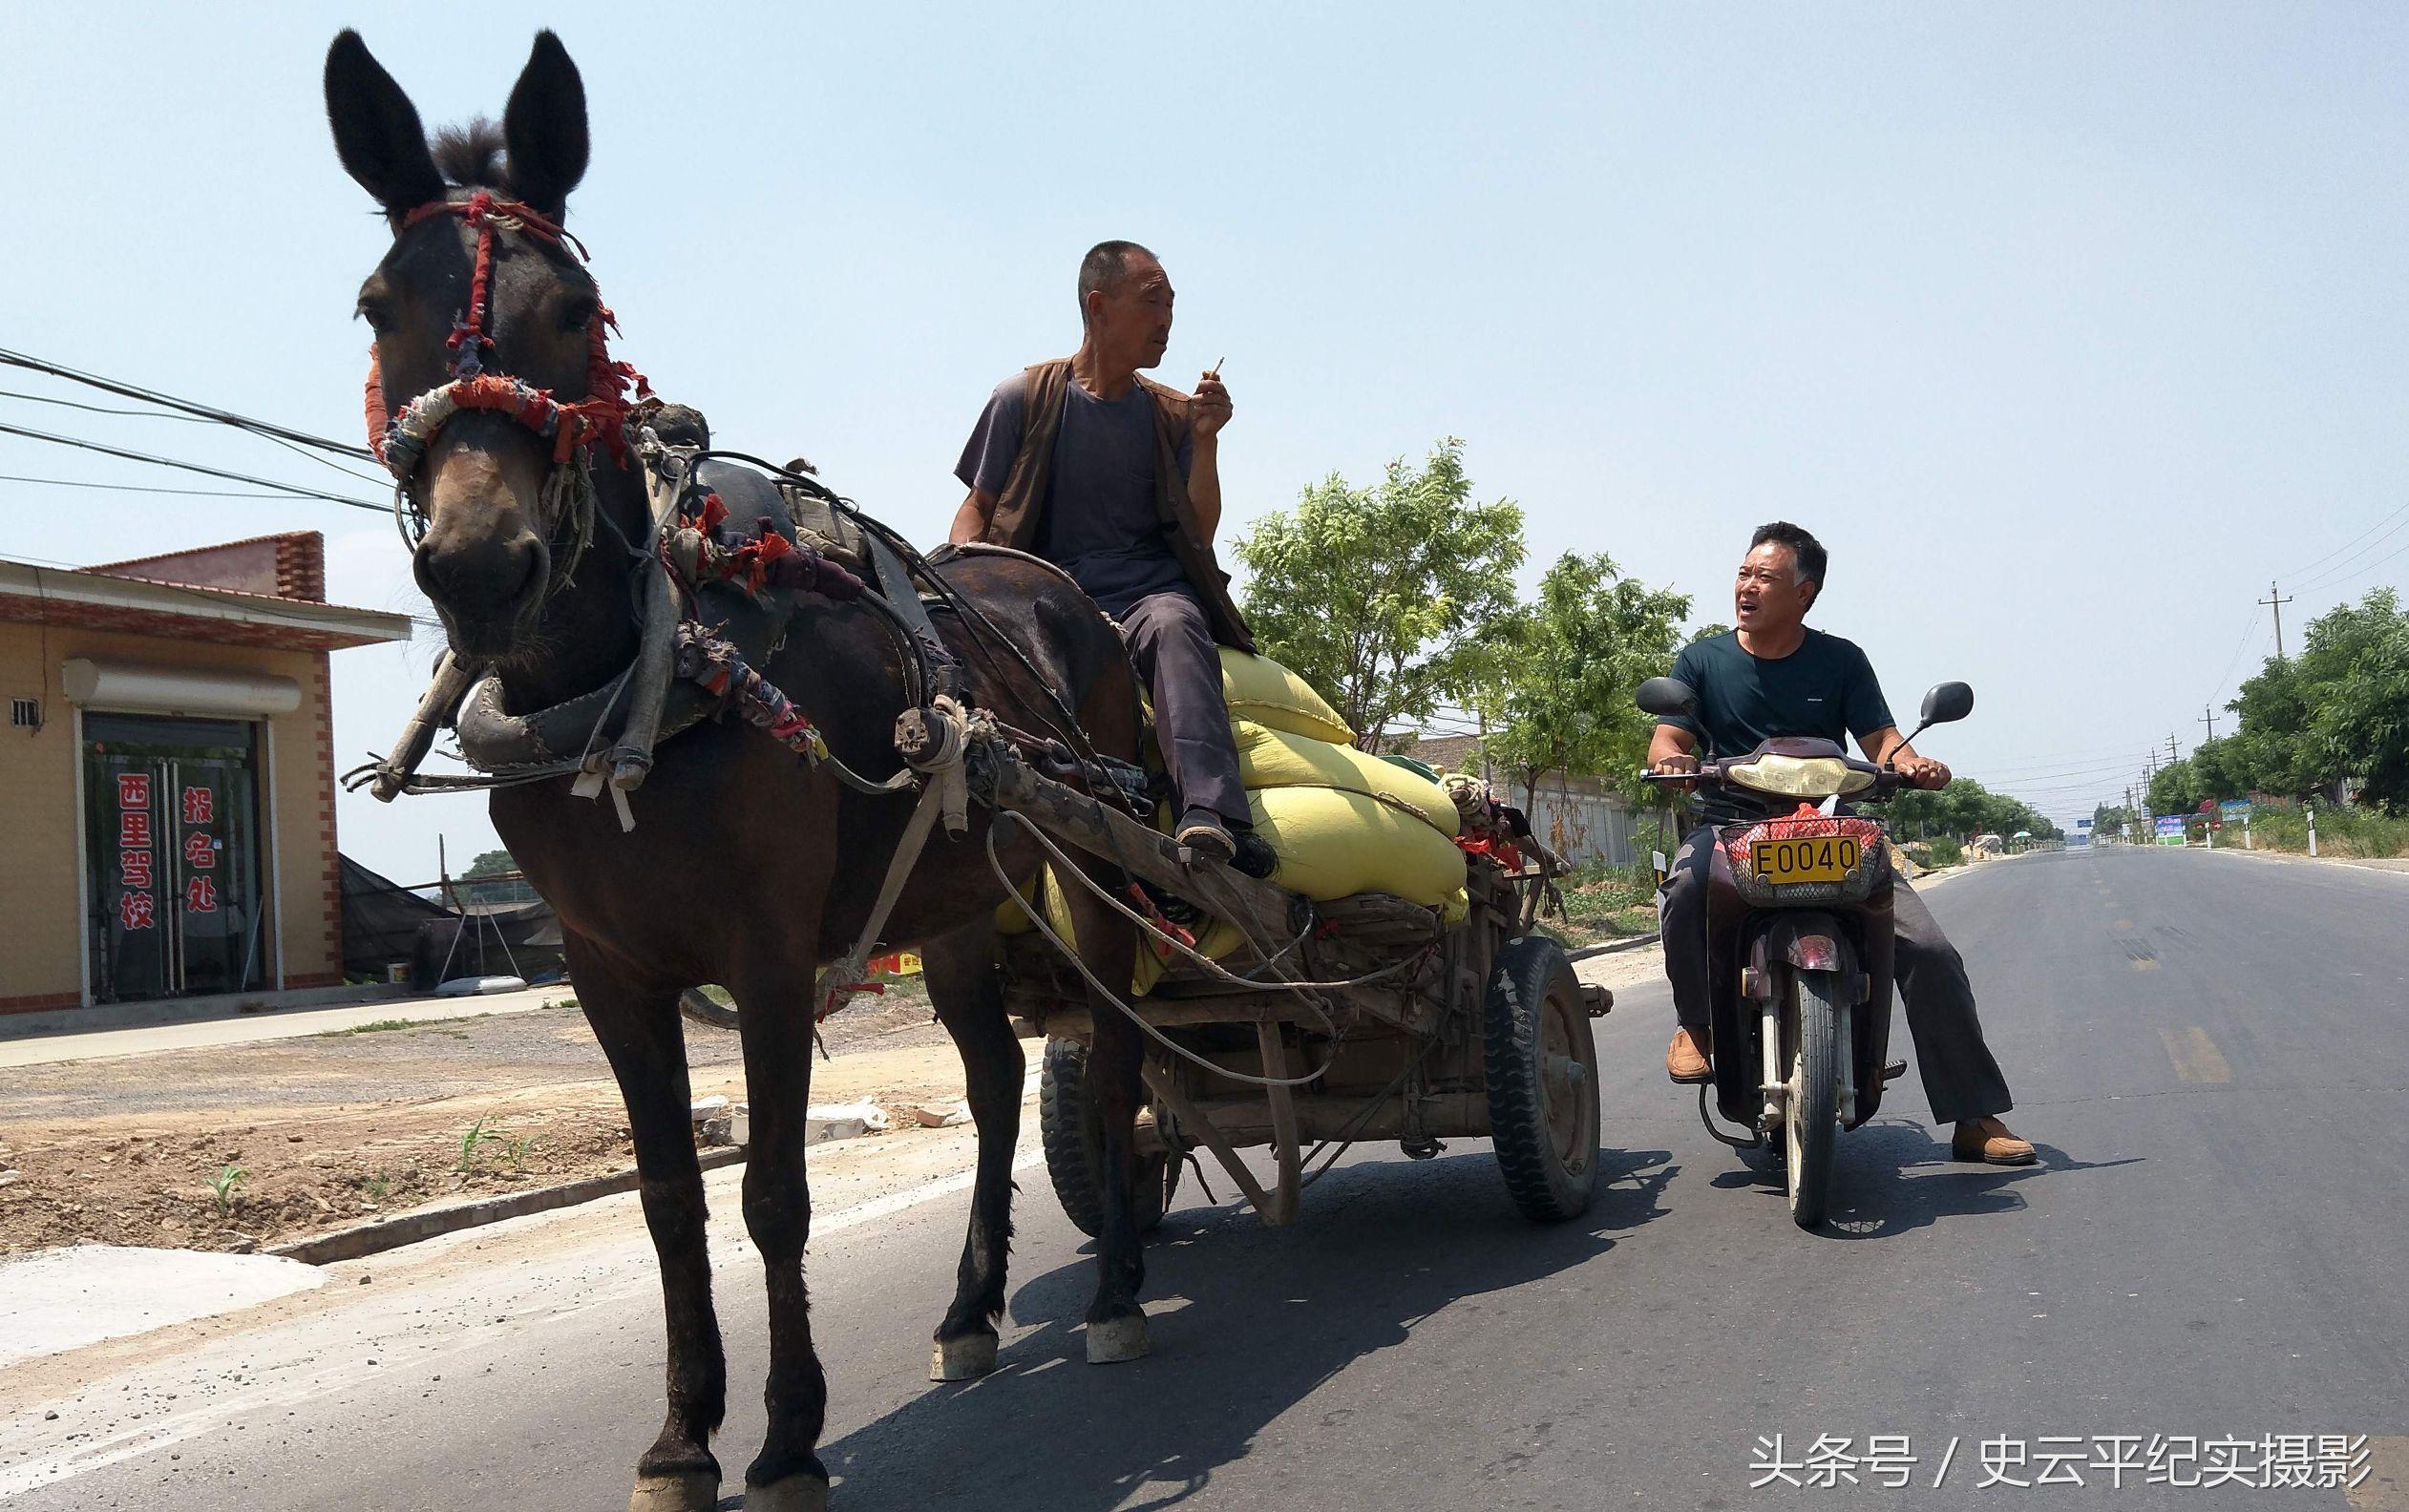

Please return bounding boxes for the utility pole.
[2166,734,2181,765]
[2260,581,2294,660]
[2201,705,2218,742]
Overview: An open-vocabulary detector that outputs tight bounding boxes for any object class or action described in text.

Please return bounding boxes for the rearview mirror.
[1636,677,1699,719]
[1919,682,1975,726]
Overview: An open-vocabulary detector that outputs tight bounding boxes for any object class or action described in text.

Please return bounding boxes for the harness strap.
[862,530,961,702]
[814,771,950,1021]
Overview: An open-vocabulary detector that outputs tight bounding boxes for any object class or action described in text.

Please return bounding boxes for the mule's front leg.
[920,922,1026,1380]
[571,937,726,1512]
[1082,1009,1152,1363]
[729,966,832,1511]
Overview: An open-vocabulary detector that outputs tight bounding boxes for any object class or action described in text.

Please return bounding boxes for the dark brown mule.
[326,32,1158,1512]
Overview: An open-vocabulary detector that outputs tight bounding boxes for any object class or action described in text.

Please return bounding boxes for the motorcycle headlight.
[1722,754,1875,802]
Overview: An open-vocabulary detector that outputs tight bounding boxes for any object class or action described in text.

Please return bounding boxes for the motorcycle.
[1636,677,1975,1228]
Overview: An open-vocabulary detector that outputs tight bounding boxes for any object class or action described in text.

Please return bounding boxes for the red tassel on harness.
[370,193,647,477]
[363,347,389,460]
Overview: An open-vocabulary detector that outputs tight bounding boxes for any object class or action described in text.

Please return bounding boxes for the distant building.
[0,534,411,1011]
[1390,734,1644,868]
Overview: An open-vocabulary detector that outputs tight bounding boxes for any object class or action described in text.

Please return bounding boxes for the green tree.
[2146,759,2205,818]
[1477,552,1691,810]
[1235,439,1525,748]
[2187,737,2253,805]
[1887,776,2057,843]
[2300,588,2409,809]
[2223,590,2409,807]
[459,848,531,906]
[462,849,514,880]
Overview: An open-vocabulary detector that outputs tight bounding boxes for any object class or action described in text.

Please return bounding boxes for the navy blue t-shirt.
[1663,629,1895,760]
[956,369,1194,619]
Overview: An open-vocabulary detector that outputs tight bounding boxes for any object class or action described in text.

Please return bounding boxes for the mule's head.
[326,30,602,662]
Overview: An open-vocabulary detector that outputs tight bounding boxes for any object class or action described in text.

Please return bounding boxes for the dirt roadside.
[0,988,1000,1259]
[2,937,1684,1261]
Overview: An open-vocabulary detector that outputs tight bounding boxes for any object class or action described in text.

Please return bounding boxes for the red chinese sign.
[181,786,213,826]
[184,875,218,914]
[182,832,216,870]
[118,890,155,931]
[116,767,155,932]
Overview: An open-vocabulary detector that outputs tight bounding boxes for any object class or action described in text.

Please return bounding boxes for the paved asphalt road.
[11,848,2407,1511]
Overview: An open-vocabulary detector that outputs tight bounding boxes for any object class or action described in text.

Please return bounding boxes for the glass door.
[83,713,267,1002]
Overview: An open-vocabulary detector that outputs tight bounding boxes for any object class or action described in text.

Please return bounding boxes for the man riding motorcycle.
[1649,522,2036,1166]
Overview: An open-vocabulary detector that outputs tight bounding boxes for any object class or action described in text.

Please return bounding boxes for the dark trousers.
[1119,590,1250,828]
[1659,825,2014,1124]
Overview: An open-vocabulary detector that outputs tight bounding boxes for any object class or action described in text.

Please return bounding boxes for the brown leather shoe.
[1666,1027,1712,1083]
[1952,1116,2037,1166]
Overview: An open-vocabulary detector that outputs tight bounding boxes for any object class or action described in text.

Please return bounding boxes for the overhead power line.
[2293,519,2409,596]
[2282,500,2409,584]
[0,472,341,502]
[0,379,388,487]
[0,423,387,513]
[0,346,374,461]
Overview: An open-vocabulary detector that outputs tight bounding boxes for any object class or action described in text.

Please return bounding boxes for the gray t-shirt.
[955,369,1195,618]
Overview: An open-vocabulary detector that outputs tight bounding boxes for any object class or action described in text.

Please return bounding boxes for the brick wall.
[293,650,345,989]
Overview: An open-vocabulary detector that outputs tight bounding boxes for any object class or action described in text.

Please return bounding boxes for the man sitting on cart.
[950,240,1268,874]
[1647,522,2036,1166]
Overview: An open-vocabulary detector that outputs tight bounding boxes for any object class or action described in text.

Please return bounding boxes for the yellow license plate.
[1752,834,1861,884]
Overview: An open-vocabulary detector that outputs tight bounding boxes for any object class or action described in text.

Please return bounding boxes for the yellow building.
[0,533,410,1012]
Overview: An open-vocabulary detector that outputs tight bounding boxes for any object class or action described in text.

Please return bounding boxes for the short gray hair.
[1077,240,1155,324]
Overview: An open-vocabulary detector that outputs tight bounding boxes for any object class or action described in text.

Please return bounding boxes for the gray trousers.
[1120,590,1250,828]
[1659,825,2014,1124]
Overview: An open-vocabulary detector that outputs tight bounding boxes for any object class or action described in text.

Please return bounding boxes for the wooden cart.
[973,750,1613,1230]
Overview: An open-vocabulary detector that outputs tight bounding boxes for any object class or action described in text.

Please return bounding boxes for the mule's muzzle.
[417,531,548,657]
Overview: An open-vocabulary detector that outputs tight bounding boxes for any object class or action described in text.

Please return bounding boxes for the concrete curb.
[1568,932,1660,962]
[271,1146,748,1267]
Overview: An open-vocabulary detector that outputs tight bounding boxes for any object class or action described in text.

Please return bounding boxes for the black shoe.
[1175,810,1236,866]
[1230,828,1278,879]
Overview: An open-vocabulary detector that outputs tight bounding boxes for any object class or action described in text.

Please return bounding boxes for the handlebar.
[1641,763,1912,798]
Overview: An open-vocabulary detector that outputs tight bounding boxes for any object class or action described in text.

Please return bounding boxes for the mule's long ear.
[325,31,444,215]
[502,32,589,219]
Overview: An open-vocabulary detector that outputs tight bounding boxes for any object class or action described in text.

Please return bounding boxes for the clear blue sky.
[7,3,2406,876]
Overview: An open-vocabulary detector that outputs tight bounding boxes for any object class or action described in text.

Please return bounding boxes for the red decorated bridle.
[365,190,650,563]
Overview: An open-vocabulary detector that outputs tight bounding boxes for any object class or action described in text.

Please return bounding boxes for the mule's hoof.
[629,1471,719,1512]
[1085,1312,1150,1364]
[745,1475,831,1511]
[930,1334,999,1381]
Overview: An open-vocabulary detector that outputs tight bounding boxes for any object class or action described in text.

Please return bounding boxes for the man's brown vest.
[980,357,1257,653]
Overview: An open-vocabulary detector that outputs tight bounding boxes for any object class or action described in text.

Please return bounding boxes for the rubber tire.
[1483,935,1601,1222]
[1039,1036,1175,1239]
[1785,969,1841,1228]
[679,988,740,1031]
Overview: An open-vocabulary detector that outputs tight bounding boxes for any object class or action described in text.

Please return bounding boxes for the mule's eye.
[355,299,393,334]
[560,296,599,332]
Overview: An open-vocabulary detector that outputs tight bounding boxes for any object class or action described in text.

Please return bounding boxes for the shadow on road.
[1696,1123,2144,1241]
[814,1144,1676,1511]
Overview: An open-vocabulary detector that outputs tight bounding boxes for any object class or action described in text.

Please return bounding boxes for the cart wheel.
[679,988,739,1030]
[1484,935,1600,1222]
[1039,1037,1178,1239]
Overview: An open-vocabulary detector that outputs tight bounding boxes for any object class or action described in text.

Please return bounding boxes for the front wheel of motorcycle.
[1785,970,1841,1228]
